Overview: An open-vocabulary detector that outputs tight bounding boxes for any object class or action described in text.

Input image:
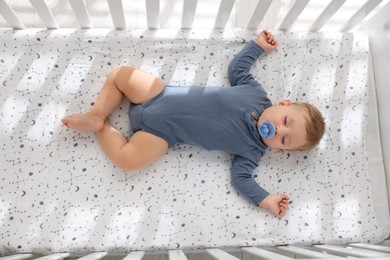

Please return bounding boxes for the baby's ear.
[274,99,292,106]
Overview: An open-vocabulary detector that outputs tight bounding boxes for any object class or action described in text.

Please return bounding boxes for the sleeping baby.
[62,30,325,218]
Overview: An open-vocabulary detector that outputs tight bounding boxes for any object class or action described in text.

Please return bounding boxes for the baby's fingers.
[265,32,277,44]
[280,202,288,210]
[277,207,287,218]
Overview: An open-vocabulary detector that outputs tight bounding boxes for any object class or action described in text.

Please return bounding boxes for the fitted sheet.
[0,29,388,254]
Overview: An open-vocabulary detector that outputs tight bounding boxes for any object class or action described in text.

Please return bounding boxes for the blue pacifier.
[259,121,275,139]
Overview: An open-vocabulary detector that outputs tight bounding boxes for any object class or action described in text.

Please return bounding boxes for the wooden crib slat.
[0,0,25,29]
[107,0,126,29]
[205,249,239,260]
[34,253,70,260]
[214,0,235,28]
[122,251,145,260]
[348,243,390,253]
[340,0,384,32]
[76,252,107,260]
[309,0,346,31]
[242,247,293,259]
[181,0,198,29]
[314,244,390,258]
[168,250,188,260]
[246,0,273,29]
[0,254,33,260]
[145,0,159,29]
[29,0,59,29]
[362,0,390,30]
[277,246,344,259]
[68,0,92,29]
[278,0,310,30]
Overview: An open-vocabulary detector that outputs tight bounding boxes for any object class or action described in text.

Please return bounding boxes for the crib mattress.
[0,29,388,254]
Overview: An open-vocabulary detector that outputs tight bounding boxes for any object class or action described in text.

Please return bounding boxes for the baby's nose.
[275,125,284,135]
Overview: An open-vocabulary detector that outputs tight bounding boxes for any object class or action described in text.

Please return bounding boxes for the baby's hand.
[255,30,278,53]
[259,194,289,218]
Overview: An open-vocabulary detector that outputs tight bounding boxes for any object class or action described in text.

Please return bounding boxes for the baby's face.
[258,100,308,151]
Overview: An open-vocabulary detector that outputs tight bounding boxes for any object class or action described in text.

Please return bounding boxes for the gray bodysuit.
[129,40,272,205]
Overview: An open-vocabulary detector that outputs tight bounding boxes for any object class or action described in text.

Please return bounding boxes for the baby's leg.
[63,66,168,170]
[62,66,165,131]
[97,121,168,171]
[94,67,168,170]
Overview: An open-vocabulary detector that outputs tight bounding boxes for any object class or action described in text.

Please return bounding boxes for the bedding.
[0,29,388,254]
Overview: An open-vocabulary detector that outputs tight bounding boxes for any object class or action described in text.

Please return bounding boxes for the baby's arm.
[228,30,277,86]
[228,39,264,86]
[232,154,289,218]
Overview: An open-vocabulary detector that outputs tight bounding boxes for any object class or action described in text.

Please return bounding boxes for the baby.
[62,30,325,218]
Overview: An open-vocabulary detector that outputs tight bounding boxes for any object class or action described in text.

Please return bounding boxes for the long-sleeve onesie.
[129,40,273,205]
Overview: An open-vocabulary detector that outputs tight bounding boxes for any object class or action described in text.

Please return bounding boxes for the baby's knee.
[109,66,138,85]
[114,161,135,173]
[112,152,138,172]
[109,65,131,78]
[113,158,135,172]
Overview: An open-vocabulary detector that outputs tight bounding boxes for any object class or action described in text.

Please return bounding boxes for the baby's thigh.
[118,130,168,172]
[113,66,165,104]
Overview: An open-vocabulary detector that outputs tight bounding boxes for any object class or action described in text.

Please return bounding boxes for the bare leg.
[97,121,168,171]
[62,66,169,171]
[62,66,165,131]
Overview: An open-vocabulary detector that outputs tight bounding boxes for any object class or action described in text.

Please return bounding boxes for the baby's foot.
[62,112,104,132]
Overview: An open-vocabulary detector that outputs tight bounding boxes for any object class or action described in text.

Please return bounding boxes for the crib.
[1,0,390,259]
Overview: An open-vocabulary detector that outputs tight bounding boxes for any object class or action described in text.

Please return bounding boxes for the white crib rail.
[122,252,145,260]
[278,0,310,30]
[145,0,159,29]
[29,0,58,29]
[107,0,126,29]
[0,255,34,260]
[76,253,107,260]
[0,0,24,29]
[0,0,388,31]
[1,242,390,260]
[308,0,347,31]
[68,0,92,29]
[181,0,197,29]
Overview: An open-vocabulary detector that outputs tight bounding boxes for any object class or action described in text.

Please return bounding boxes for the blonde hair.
[294,102,325,151]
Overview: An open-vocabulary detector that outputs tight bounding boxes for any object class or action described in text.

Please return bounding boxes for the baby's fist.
[259,194,289,218]
[255,30,278,53]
